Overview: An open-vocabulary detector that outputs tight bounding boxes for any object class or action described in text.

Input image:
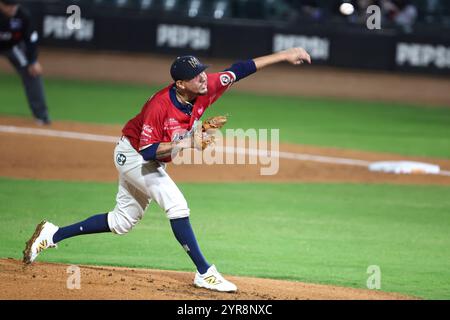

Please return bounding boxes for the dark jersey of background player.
[0,5,38,62]
[0,0,51,125]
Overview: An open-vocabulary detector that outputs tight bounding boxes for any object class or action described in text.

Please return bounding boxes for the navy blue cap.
[170,55,209,81]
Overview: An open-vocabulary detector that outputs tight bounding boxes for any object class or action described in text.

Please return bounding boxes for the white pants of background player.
[107,136,190,234]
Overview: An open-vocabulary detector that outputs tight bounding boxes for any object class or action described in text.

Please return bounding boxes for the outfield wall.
[20,2,450,76]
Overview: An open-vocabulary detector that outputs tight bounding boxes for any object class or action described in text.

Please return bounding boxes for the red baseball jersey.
[122,71,236,162]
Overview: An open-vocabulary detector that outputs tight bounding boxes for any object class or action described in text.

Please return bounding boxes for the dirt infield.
[1,116,449,185]
[0,259,416,300]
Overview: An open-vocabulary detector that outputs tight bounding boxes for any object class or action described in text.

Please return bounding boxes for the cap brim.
[177,64,209,81]
[191,64,209,79]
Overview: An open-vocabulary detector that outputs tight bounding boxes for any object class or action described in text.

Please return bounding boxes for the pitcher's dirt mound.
[0,259,415,300]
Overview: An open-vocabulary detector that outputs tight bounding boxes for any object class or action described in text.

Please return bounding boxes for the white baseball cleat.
[194,264,237,293]
[23,220,59,264]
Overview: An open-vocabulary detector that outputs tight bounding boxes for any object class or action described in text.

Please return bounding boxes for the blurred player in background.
[0,0,51,125]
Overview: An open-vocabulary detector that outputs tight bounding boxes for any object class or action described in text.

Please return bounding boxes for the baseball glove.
[191,115,228,150]
[202,115,228,131]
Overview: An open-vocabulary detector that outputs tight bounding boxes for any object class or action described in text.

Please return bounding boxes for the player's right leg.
[22,214,110,264]
[23,140,150,264]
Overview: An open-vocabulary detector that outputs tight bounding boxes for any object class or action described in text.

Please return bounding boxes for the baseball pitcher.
[23,47,311,292]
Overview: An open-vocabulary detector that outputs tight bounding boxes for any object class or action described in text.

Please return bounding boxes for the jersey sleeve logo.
[219,74,233,86]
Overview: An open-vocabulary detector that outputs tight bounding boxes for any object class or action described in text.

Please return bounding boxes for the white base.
[368,161,440,175]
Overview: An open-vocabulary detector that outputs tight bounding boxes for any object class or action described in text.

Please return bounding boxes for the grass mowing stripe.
[0,177,449,299]
[1,73,449,158]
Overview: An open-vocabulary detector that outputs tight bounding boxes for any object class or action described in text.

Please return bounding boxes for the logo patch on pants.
[116,153,126,166]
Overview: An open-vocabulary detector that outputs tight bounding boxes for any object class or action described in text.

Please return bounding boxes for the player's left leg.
[127,161,237,292]
[122,159,211,275]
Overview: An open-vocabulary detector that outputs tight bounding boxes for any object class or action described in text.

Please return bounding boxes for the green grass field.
[0,178,449,299]
[1,72,449,299]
